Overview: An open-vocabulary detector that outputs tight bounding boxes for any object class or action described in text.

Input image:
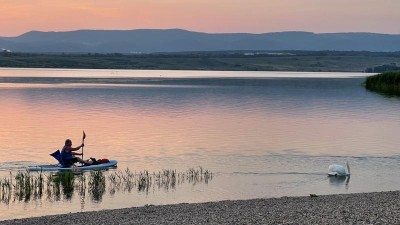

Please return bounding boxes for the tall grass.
[51,171,75,199]
[13,171,46,201]
[365,71,400,96]
[0,173,12,204]
[0,167,213,205]
[88,170,106,201]
[108,167,213,193]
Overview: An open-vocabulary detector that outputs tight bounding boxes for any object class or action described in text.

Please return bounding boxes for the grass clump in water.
[13,171,46,201]
[0,167,213,205]
[108,167,213,193]
[88,170,106,201]
[50,171,75,199]
[0,173,13,204]
[365,71,400,96]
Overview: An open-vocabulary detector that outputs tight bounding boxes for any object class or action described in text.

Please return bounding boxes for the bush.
[365,71,400,96]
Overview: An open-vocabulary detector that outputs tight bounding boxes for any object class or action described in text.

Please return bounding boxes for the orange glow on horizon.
[0,0,400,36]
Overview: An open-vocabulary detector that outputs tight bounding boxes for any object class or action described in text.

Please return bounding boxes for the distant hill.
[1,29,400,53]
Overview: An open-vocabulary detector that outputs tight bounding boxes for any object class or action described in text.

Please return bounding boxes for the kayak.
[28,160,117,172]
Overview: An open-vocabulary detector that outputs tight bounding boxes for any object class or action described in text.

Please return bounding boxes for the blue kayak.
[27,160,117,171]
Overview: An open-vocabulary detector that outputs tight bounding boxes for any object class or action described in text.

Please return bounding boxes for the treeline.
[365,63,400,73]
[365,71,400,96]
[1,51,400,72]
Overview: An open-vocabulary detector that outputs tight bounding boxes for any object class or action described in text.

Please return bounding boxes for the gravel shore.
[1,191,400,225]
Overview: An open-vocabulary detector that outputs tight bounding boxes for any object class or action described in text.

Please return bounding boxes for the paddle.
[82,130,86,160]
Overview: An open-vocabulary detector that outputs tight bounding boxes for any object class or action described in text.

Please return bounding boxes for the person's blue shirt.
[61,145,74,160]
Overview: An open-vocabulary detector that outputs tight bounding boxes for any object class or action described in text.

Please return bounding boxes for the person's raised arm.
[67,143,84,151]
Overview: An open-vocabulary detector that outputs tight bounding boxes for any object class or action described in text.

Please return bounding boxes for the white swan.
[328,162,350,176]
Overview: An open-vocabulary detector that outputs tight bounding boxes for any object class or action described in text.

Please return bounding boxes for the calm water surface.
[0,68,399,220]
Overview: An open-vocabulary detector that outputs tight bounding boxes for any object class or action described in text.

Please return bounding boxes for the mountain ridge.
[1,29,400,53]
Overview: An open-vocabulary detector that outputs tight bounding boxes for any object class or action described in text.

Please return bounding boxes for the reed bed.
[0,167,212,205]
[365,71,400,96]
[108,167,213,193]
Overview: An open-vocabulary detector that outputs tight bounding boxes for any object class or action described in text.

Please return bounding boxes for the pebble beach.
[1,191,399,225]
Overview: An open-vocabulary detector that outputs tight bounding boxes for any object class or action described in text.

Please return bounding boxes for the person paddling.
[61,139,92,166]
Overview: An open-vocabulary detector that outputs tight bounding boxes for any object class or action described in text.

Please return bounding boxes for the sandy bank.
[1,191,400,225]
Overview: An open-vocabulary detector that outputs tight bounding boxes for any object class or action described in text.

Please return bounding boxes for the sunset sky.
[1,0,400,37]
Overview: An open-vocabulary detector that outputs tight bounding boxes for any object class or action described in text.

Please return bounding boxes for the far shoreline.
[1,51,398,73]
[1,191,399,224]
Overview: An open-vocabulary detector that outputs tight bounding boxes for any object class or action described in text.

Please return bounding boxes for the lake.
[0,68,399,220]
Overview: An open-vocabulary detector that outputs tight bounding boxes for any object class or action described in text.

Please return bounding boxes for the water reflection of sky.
[1,77,398,161]
[0,69,399,220]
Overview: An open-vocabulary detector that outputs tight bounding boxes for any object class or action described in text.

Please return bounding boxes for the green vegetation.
[1,51,400,72]
[50,171,78,199]
[365,71,400,96]
[0,167,212,205]
[108,167,212,193]
[88,170,106,201]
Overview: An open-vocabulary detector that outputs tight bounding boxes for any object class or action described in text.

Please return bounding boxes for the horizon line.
[2,28,400,38]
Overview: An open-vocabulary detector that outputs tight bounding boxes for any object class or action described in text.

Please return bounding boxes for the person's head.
[65,139,72,146]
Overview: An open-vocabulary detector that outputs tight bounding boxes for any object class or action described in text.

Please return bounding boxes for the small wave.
[232,171,326,176]
[0,161,43,171]
[263,153,400,161]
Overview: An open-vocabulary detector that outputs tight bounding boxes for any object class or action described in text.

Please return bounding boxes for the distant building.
[244,52,296,56]
[244,52,255,56]
[1,48,12,53]
[1,48,12,56]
